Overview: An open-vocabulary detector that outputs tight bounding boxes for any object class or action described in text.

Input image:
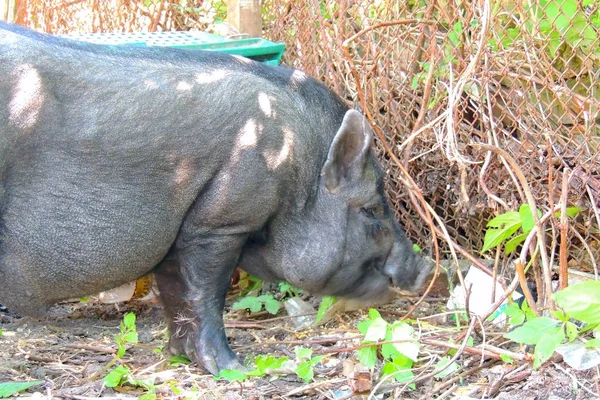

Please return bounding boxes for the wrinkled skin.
[0,22,429,374]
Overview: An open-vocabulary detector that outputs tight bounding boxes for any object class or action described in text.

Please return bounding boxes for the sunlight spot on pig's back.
[8,63,45,135]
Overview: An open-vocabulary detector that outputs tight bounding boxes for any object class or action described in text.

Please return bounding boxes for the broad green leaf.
[216,369,249,382]
[368,308,382,320]
[554,281,600,324]
[584,338,600,348]
[504,317,560,345]
[357,319,372,335]
[504,231,529,255]
[533,328,564,369]
[138,392,156,400]
[391,323,420,362]
[381,356,415,387]
[295,347,312,361]
[168,355,191,366]
[555,206,581,218]
[381,342,401,360]
[123,331,138,343]
[251,355,289,376]
[482,221,522,253]
[486,211,520,228]
[357,345,378,368]
[104,365,131,388]
[503,303,526,326]
[296,361,314,382]
[232,297,262,313]
[315,296,337,324]
[565,321,578,342]
[519,204,541,233]
[0,381,43,398]
[364,316,388,342]
[434,356,460,379]
[262,297,280,315]
[500,353,514,363]
[448,21,464,46]
[116,342,126,358]
[123,312,136,329]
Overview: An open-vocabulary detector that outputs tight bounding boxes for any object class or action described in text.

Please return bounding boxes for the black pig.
[0,22,428,374]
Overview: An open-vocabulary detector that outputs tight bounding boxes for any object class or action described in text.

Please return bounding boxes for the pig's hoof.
[196,332,244,375]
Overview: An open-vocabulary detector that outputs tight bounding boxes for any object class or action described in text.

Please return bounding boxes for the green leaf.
[104,365,131,388]
[533,328,564,369]
[315,296,337,323]
[138,392,156,400]
[391,323,420,362]
[503,303,526,326]
[412,244,422,253]
[505,317,560,345]
[482,222,522,253]
[251,355,289,376]
[519,204,541,233]
[565,321,579,342]
[368,308,382,320]
[448,21,464,47]
[434,356,460,379]
[554,281,600,324]
[500,353,514,363]
[357,319,372,335]
[296,361,314,382]
[0,381,44,398]
[123,312,136,330]
[232,296,262,313]
[295,347,313,361]
[357,345,378,368]
[364,316,388,342]
[584,338,600,348]
[504,231,529,255]
[123,331,138,343]
[486,211,520,228]
[168,354,192,366]
[116,343,126,358]
[381,355,414,387]
[262,297,280,315]
[555,206,581,218]
[216,369,249,382]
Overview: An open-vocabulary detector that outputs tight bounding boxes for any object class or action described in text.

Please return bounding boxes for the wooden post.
[227,0,262,38]
[1,0,17,22]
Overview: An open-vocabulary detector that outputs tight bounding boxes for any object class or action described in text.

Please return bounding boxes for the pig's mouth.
[327,257,393,301]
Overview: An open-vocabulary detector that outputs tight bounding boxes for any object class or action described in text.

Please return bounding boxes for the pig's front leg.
[154,233,248,375]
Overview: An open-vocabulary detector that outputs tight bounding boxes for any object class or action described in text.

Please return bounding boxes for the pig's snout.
[382,243,430,292]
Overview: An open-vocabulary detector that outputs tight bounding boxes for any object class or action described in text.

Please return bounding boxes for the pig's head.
[239,109,429,302]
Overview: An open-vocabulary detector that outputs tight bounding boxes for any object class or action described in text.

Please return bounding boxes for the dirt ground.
[1,291,598,400]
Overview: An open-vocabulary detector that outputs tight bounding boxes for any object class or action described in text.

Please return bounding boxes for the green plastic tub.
[64,31,285,66]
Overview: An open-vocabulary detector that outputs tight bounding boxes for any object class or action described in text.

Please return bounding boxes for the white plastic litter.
[447,265,522,326]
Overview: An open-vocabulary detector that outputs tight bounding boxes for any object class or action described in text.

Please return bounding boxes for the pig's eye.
[361,204,383,219]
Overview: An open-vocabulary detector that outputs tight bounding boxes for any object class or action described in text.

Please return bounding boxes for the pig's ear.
[322,109,373,192]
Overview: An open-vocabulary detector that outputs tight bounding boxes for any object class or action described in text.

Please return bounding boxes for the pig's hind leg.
[153,233,248,375]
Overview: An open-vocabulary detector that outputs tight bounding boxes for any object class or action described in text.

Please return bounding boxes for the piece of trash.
[556,341,600,370]
[284,297,316,329]
[447,265,522,326]
[98,274,157,303]
[348,363,372,394]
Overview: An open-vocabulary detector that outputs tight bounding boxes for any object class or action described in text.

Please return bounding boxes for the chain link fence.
[11,0,600,294]
[263,0,600,291]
